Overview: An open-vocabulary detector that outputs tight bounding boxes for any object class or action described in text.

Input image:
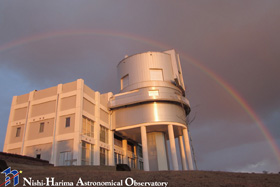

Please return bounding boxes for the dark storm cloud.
[0,0,280,172]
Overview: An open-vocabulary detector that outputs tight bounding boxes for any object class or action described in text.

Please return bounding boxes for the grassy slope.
[0,162,279,187]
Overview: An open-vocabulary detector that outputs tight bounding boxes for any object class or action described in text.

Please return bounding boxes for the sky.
[0,1,279,173]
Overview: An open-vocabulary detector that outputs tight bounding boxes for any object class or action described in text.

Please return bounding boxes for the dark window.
[36,154,41,159]
[127,142,133,152]
[100,148,108,166]
[100,125,108,143]
[114,152,117,165]
[39,122,44,133]
[65,117,70,127]
[114,135,123,147]
[138,146,143,158]
[16,127,21,137]
[140,161,144,170]
[119,154,122,164]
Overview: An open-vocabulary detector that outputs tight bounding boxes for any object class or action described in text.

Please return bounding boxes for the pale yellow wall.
[100,109,109,124]
[100,93,109,107]
[62,81,77,93]
[31,100,56,117]
[84,85,95,99]
[13,107,27,121]
[25,143,52,161]
[58,114,75,135]
[34,86,57,100]
[8,148,21,154]
[83,98,95,114]
[5,79,119,167]
[9,124,24,144]
[60,96,76,111]
[16,93,29,104]
[27,118,54,140]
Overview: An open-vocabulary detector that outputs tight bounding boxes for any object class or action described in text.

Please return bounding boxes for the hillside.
[0,153,279,187]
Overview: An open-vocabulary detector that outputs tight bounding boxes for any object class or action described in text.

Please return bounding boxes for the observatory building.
[3,49,194,171]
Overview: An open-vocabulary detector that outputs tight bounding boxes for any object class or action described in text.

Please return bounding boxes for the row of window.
[128,157,135,169]
[36,141,142,169]
[15,117,71,137]
[15,115,111,141]
[82,116,109,144]
[114,152,141,169]
[16,121,109,148]
[80,140,139,168]
[114,152,123,165]
[80,141,110,166]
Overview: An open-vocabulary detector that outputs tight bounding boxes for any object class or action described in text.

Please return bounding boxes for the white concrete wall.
[4,78,141,169]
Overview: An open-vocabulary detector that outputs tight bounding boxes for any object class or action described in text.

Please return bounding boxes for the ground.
[0,156,279,187]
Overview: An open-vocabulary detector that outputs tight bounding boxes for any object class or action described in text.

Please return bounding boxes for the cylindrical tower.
[109,49,193,171]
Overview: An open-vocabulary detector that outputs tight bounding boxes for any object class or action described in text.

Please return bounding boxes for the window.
[39,122,44,133]
[114,153,117,165]
[82,116,94,137]
[148,90,159,97]
[114,135,122,147]
[100,148,108,166]
[36,154,41,159]
[114,152,123,165]
[16,127,21,137]
[150,69,163,81]
[138,146,143,158]
[139,161,144,170]
[121,74,129,90]
[127,143,133,152]
[65,117,71,127]
[100,125,108,143]
[118,154,122,164]
[81,141,94,166]
[114,138,122,147]
[91,144,94,165]
[128,157,135,168]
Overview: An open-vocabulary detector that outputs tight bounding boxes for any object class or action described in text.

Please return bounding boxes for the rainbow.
[180,54,280,165]
[0,29,279,165]
[0,30,169,53]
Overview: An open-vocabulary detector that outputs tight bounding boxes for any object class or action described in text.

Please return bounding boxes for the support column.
[164,134,171,170]
[183,128,194,170]
[22,90,35,155]
[93,92,101,165]
[168,124,179,170]
[122,139,128,164]
[134,145,138,169]
[108,92,115,166]
[141,125,149,171]
[108,130,114,166]
[179,135,187,170]
[73,79,84,166]
[50,84,62,166]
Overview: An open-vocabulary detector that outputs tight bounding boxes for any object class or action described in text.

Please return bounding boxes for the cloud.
[0,0,280,172]
[230,159,279,173]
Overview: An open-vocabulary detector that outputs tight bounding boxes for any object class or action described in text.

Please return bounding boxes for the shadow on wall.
[56,139,74,166]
